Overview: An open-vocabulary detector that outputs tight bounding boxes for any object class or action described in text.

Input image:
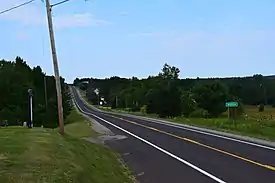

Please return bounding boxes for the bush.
[190,108,209,118]
[258,104,265,112]
[181,90,196,117]
[235,100,245,117]
[192,81,229,117]
[272,103,275,108]
[130,105,140,112]
[140,105,147,114]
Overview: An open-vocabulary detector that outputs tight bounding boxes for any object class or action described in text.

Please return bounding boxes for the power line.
[51,0,70,7]
[0,0,36,15]
[51,0,89,7]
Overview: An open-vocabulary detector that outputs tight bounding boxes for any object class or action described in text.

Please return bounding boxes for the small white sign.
[94,88,99,95]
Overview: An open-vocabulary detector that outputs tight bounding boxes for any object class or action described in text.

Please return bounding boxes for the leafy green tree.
[0,57,72,127]
[77,62,275,119]
[193,81,229,117]
[181,90,196,117]
[159,63,180,79]
[145,63,182,117]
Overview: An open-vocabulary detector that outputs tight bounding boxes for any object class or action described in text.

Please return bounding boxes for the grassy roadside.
[0,109,134,183]
[64,109,99,138]
[170,117,275,141]
[95,105,275,141]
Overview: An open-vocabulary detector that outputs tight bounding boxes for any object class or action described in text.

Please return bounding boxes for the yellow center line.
[109,115,275,171]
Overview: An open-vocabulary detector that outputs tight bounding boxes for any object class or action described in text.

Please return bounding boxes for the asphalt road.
[71,87,275,183]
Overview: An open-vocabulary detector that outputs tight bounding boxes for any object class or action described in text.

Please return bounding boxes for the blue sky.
[0,0,275,83]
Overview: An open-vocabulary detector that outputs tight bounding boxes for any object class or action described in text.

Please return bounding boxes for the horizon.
[75,72,275,81]
[1,55,274,82]
[2,55,274,82]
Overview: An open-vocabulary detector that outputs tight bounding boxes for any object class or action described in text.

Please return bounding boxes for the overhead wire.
[0,0,36,15]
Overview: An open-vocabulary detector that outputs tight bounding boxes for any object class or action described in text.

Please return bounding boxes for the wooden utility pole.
[45,0,64,135]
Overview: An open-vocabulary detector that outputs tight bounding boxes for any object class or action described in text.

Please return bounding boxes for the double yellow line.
[109,114,275,171]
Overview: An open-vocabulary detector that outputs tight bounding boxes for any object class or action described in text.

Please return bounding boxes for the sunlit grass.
[0,109,134,183]
[64,109,98,138]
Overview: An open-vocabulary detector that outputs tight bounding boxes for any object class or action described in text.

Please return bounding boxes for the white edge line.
[125,115,275,151]
[72,90,227,183]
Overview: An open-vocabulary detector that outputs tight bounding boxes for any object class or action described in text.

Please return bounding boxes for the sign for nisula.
[225,101,238,108]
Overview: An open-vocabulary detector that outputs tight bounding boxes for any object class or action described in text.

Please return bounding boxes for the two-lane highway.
[71,87,275,183]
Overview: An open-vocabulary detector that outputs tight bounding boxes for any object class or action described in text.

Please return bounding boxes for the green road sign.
[225,101,239,108]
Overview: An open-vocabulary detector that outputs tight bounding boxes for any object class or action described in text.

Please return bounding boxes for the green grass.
[0,110,134,183]
[169,117,275,141]
[83,96,93,105]
[97,106,158,118]
[64,109,98,138]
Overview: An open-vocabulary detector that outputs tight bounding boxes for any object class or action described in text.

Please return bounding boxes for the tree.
[159,63,180,79]
[193,81,229,117]
[145,63,182,117]
[73,78,80,86]
[181,90,196,117]
[0,57,72,127]
[76,62,275,119]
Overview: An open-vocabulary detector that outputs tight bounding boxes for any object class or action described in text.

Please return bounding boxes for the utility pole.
[94,88,100,105]
[45,0,64,135]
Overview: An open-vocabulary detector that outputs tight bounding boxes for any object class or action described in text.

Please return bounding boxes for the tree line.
[0,57,72,127]
[74,63,275,118]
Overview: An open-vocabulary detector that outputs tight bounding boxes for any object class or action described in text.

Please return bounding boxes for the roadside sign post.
[28,89,33,128]
[94,89,100,105]
[225,102,239,121]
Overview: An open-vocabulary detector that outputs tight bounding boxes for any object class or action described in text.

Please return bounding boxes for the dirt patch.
[85,135,127,145]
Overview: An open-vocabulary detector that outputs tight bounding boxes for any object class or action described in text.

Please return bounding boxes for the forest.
[0,57,72,127]
[74,63,275,118]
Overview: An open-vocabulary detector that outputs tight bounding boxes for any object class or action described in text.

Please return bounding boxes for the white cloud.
[129,31,176,37]
[53,13,112,29]
[157,29,275,68]
[0,0,45,25]
[139,32,164,37]
[169,30,275,52]
[0,0,111,29]
[119,11,129,16]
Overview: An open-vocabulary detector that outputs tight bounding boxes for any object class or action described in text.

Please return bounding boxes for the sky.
[0,0,275,83]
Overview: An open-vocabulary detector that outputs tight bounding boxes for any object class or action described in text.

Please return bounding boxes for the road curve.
[71,87,275,183]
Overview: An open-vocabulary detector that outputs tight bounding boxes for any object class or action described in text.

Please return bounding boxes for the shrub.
[130,105,140,112]
[258,104,265,112]
[140,105,147,114]
[192,81,229,117]
[190,108,209,118]
[236,101,245,117]
[181,90,196,117]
